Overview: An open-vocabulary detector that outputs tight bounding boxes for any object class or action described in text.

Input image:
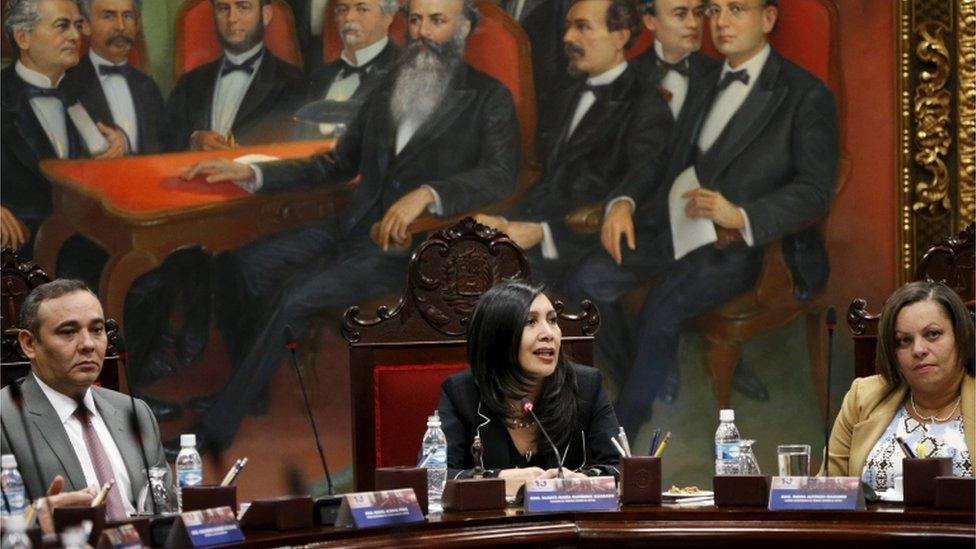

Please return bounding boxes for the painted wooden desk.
[37,141,350,337]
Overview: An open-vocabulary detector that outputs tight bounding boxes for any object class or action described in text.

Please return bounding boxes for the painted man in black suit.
[178,0,519,452]
[1,0,127,260]
[499,0,573,153]
[569,0,838,436]
[604,0,726,404]
[475,0,672,291]
[163,0,307,151]
[296,0,399,137]
[63,0,165,154]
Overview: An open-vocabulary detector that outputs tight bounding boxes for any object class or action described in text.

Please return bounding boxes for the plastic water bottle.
[714,409,741,475]
[175,434,203,510]
[1,513,32,548]
[420,411,447,513]
[1,454,26,517]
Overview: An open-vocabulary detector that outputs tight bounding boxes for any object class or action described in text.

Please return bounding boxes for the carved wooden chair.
[1,249,122,390]
[342,217,600,491]
[173,0,304,79]
[848,223,975,378]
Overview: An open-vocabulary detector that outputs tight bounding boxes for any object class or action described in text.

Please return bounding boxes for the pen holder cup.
[180,485,238,513]
[713,475,770,506]
[53,503,106,545]
[620,456,662,505]
[934,476,975,510]
[104,516,151,546]
[903,457,952,507]
[375,466,429,515]
[442,478,506,512]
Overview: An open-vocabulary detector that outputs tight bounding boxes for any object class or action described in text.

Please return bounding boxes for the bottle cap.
[427,411,441,427]
[180,434,196,447]
[719,409,735,422]
[1,454,17,469]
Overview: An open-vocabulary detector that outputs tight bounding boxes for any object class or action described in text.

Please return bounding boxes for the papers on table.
[668,166,717,260]
[233,153,279,165]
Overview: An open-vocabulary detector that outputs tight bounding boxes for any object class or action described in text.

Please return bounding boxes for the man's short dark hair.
[209,0,271,6]
[18,279,97,338]
[604,0,641,49]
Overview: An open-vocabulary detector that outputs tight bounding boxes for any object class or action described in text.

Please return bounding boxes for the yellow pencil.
[653,431,672,458]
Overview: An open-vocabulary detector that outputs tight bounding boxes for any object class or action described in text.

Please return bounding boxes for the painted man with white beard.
[172,0,520,454]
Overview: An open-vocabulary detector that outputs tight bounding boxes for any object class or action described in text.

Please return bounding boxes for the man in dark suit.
[1,0,127,262]
[569,0,838,435]
[63,0,165,154]
[296,0,399,137]
[178,0,519,452]
[475,0,672,291]
[604,0,723,403]
[499,0,573,154]
[162,0,308,151]
[0,280,167,519]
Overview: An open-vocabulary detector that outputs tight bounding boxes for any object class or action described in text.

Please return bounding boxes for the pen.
[894,435,916,459]
[220,459,242,487]
[915,441,927,459]
[609,435,628,458]
[618,427,632,458]
[91,480,114,507]
[649,428,661,456]
[226,457,249,486]
[653,431,672,458]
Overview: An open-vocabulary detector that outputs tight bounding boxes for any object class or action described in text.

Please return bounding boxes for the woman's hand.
[497,467,547,497]
[542,467,588,480]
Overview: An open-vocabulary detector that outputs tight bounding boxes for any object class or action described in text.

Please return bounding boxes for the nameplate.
[96,523,142,549]
[334,489,425,529]
[768,476,865,511]
[524,476,618,513]
[167,506,245,547]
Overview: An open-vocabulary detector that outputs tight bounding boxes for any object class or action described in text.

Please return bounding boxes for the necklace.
[910,393,961,424]
[503,415,534,430]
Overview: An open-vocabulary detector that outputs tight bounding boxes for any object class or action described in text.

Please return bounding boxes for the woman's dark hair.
[466,280,579,450]
[876,280,975,388]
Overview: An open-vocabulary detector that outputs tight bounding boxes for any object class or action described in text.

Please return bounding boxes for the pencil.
[653,432,672,458]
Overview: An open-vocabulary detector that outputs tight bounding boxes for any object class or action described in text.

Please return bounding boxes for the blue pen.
[649,428,661,456]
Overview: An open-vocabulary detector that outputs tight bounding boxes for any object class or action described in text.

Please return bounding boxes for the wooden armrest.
[754,240,795,308]
[565,202,604,235]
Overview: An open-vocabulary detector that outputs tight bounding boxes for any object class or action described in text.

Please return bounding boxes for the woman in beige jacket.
[828,281,974,489]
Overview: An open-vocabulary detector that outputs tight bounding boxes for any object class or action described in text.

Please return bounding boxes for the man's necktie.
[98,64,131,77]
[338,58,373,79]
[221,50,263,77]
[582,82,611,101]
[74,406,126,520]
[657,57,689,77]
[24,84,65,102]
[717,69,749,90]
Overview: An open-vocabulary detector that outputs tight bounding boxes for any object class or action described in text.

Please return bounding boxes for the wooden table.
[226,503,974,547]
[37,141,350,335]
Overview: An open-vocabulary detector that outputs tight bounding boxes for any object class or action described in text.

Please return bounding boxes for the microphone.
[110,330,159,514]
[5,381,48,503]
[520,398,564,479]
[823,307,836,477]
[284,326,341,525]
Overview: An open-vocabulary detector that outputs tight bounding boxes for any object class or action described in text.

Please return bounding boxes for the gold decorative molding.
[912,21,952,214]
[895,0,968,284]
[959,0,975,229]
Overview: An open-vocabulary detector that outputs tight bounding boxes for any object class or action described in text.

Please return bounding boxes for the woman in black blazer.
[437,281,621,495]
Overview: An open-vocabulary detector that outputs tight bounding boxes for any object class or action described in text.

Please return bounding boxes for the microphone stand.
[284,326,341,525]
[823,307,836,477]
[521,400,564,479]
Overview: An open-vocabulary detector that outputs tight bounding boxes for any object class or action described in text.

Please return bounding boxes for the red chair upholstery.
[373,363,467,468]
[343,217,599,490]
[173,0,304,80]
